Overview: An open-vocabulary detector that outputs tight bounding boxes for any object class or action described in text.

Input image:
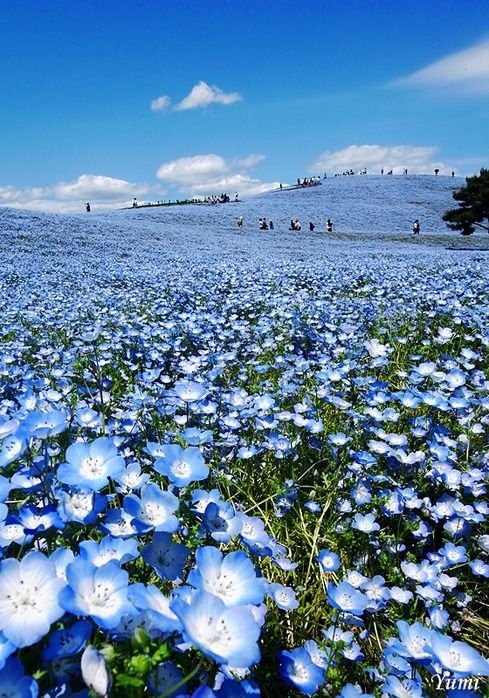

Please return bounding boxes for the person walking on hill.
[237,216,244,230]
[412,219,420,235]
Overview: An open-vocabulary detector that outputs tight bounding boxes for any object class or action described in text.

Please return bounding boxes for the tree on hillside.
[443,168,489,235]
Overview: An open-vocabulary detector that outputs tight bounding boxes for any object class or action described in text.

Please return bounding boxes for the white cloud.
[156,152,279,197]
[174,81,242,111]
[54,174,147,201]
[311,144,447,175]
[234,154,266,169]
[150,95,171,112]
[0,175,164,213]
[156,154,228,185]
[392,37,489,94]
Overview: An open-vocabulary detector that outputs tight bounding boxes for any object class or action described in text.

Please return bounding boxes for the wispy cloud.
[150,95,171,112]
[156,152,278,197]
[174,81,242,111]
[391,37,489,94]
[311,144,447,175]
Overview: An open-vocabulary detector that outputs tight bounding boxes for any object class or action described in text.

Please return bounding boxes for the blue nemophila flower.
[22,409,68,439]
[15,504,64,535]
[171,589,261,668]
[123,483,179,533]
[352,513,380,533]
[364,338,389,358]
[438,542,467,567]
[100,508,138,538]
[239,514,271,547]
[56,487,108,524]
[181,427,213,445]
[0,656,38,698]
[327,581,370,615]
[428,631,489,676]
[0,551,65,648]
[383,675,423,698]
[278,647,325,696]
[148,660,184,697]
[429,605,450,630]
[141,531,190,581]
[81,645,112,696]
[317,549,340,572]
[154,444,209,488]
[267,583,299,611]
[469,559,489,577]
[188,547,266,607]
[42,619,92,660]
[79,535,139,567]
[361,575,391,610]
[202,501,243,542]
[389,586,413,604]
[174,380,207,403]
[0,429,29,468]
[60,558,133,629]
[304,500,321,513]
[57,437,125,491]
[390,620,433,663]
[114,462,150,493]
[74,405,101,429]
[303,640,331,670]
[129,583,181,634]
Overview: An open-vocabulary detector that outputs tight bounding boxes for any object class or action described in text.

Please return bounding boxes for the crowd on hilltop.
[204,192,239,204]
[334,168,368,176]
[295,176,322,187]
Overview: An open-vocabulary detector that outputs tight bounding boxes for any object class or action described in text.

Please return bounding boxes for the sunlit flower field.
[0,177,488,697]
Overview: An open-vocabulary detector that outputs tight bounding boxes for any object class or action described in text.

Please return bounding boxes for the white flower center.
[80,456,105,478]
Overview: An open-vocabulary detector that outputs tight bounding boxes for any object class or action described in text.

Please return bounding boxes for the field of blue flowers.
[0,177,488,697]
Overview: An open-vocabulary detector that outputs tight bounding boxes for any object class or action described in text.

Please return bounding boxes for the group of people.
[290,218,334,232]
[204,192,239,204]
[296,176,322,187]
[259,218,274,230]
[236,217,334,232]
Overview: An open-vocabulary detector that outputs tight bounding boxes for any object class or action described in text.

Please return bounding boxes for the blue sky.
[1,0,488,212]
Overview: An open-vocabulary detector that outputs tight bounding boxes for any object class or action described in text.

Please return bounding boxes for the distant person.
[451,170,455,177]
[235,192,239,202]
[133,197,138,207]
[279,183,283,190]
[412,219,420,235]
[434,168,439,176]
[85,202,91,212]
[380,168,384,175]
[237,216,244,229]
[269,219,274,230]
[326,218,333,232]
[259,218,268,230]
[309,222,315,232]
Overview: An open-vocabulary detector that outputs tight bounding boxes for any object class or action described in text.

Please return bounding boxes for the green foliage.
[443,167,489,234]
